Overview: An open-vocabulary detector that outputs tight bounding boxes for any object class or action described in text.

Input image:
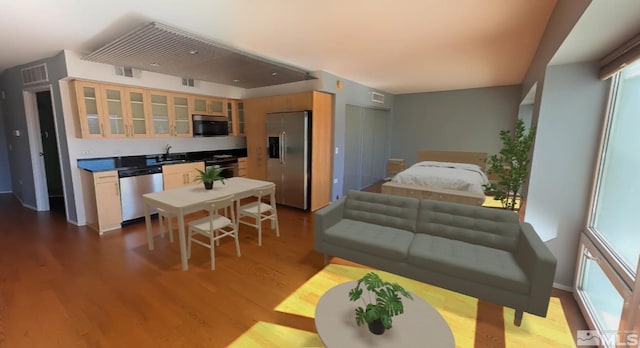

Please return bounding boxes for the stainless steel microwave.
[192,115,229,137]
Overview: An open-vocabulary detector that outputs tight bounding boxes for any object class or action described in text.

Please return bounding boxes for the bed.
[381,150,488,206]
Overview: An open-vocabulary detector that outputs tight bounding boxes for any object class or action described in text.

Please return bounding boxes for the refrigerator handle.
[281,131,287,164]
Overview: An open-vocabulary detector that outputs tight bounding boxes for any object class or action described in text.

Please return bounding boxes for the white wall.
[526,62,608,286]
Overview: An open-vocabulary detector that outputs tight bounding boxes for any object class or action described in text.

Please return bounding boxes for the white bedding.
[390,161,489,195]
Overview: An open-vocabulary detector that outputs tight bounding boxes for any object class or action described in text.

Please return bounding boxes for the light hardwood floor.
[0,192,586,347]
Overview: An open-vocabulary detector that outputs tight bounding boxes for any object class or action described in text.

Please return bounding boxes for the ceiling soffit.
[83,22,315,89]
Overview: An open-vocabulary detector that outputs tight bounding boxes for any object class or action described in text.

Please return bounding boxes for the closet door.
[361,108,389,188]
[344,105,364,192]
[343,105,389,193]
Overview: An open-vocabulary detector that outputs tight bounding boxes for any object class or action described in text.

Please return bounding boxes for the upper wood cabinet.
[73,80,106,138]
[172,94,191,137]
[73,81,152,138]
[125,88,151,137]
[71,80,233,139]
[225,99,245,136]
[191,96,226,116]
[148,92,192,137]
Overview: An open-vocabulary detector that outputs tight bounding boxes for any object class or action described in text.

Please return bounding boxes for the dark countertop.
[77,148,247,173]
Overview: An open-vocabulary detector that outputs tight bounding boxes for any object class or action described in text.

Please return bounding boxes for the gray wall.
[0,98,11,192]
[0,52,70,211]
[526,62,608,287]
[391,86,521,165]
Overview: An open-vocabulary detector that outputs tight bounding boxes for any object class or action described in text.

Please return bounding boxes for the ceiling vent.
[84,22,315,89]
[21,63,48,85]
[114,66,135,78]
[371,91,385,104]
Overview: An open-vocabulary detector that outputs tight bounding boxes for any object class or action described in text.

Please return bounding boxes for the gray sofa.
[314,190,557,325]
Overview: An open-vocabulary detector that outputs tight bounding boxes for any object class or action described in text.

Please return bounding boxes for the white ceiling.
[0,1,638,94]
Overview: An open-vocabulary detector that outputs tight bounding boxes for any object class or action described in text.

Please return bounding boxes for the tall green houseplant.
[484,118,536,211]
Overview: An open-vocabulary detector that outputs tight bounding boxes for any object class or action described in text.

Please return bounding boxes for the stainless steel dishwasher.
[118,166,164,223]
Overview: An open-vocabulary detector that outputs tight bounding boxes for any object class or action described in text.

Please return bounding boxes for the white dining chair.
[237,183,279,246]
[187,194,240,270]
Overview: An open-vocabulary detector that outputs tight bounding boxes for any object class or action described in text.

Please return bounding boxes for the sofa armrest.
[515,222,557,316]
[314,196,346,252]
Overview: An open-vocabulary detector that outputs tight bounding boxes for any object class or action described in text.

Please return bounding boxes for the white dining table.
[143,177,274,271]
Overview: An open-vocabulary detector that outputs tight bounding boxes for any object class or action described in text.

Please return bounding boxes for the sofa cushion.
[344,190,418,232]
[408,234,530,294]
[417,200,520,251]
[324,219,414,261]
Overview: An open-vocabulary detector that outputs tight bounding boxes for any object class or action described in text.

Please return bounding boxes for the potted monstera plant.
[348,272,413,335]
[194,167,225,190]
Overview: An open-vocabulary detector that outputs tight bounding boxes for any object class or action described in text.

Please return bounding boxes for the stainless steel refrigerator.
[266,111,310,210]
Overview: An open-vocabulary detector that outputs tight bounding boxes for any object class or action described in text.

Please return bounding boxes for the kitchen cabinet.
[73,80,106,138]
[73,80,242,139]
[162,162,204,190]
[226,100,245,136]
[237,157,247,177]
[101,85,128,137]
[125,88,151,137]
[191,96,226,116]
[172,94,192,137]
[149,92,192,137]
[243,96,272,180]
[80,170,122,234]
[243,91,333,211]
[72,80,153,138]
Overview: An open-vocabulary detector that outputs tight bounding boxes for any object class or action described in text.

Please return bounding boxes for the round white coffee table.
[314,281,455,347]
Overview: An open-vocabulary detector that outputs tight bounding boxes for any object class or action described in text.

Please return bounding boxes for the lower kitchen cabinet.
[162,162,204,190]
[80,170,123,234]
[237,157,247,177]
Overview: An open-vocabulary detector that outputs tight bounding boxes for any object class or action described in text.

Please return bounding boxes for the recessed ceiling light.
[189,49,199,55]
[272,72,278,77]
[233,79,240,83]
[150,62,160,67]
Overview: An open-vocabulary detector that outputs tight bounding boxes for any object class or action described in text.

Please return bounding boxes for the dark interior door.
[36,91,65,214]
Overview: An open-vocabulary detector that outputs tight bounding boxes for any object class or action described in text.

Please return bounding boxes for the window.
[575,59,640,344]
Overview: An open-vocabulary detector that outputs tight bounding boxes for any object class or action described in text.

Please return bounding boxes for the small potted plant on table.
[348,272,413,335]
[194,167,225,190]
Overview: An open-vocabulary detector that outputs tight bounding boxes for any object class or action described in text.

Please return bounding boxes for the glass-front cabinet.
[191,96,226,116]
[237,101,245,135]
[225,100,245,136]
[102,86,126,137]
[172,95,191,137]
[73,81,105,138]
[126,88,149,137]
[72,80,236,139]
[149,92,171,136]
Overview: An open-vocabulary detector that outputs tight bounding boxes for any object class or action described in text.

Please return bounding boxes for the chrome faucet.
[164,144,172,159]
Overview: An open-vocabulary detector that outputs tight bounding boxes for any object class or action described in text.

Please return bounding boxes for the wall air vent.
[21,63,48,85]
[114,66,135,78]
[181,78,196,87]
[371,91,385,104]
